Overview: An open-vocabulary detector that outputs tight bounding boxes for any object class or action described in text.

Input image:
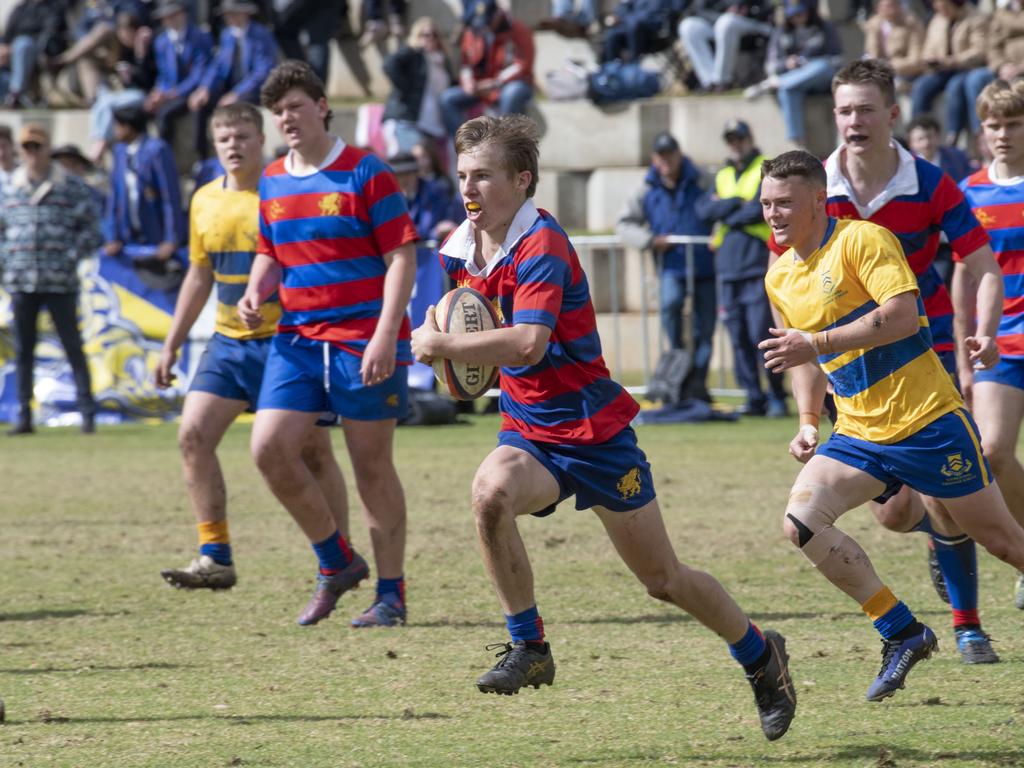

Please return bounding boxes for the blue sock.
[910,514,934,534]
[933,533,980,628]
[311,531,349,575]
[377,576,404,606]
[729,622,769,673]
[873,601,914,639]
[199,542,232,566]
[505,605,544,643]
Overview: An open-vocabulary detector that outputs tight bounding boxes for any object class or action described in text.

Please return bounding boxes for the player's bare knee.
[178,422,212,461]
[871,500,912,532]
[784,483,847,562]
[985,442,1017,475]
[471,481,513,533]
[299,443,324,475]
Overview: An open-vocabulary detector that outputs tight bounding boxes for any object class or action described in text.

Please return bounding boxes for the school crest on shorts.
[940,452,973,479]
[617,467,642,500]
[385,393,399,408]
[319,193,342,217]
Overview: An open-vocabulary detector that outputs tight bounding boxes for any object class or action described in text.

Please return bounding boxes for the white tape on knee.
[786,483,849,566]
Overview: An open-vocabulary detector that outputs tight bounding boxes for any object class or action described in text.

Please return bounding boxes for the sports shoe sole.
[159,569,236,590]
[866,638,938,702]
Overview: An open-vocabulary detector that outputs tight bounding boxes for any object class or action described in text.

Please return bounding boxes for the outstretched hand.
[759,328,818,373]
[411,305,441,364]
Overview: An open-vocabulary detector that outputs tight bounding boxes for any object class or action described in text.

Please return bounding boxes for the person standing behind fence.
[700,119,788,417]
[1,124,102,435]
[617,131,715,402]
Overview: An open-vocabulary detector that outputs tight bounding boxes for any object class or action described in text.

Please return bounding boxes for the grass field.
[2,415,1024,768]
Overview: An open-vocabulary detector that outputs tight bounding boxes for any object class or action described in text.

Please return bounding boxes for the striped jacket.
[0,165,102,294]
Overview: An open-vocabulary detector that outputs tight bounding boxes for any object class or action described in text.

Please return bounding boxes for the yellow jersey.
[765,218,962,444]
[190,177,280,339]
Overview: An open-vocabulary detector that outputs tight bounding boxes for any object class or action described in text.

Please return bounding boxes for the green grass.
[2,417,1024,767]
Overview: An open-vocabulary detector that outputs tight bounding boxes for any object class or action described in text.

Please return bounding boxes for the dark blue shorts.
[189,333,270,410]
[973,356,1024,390]
[498,427,657,516]
[818,408,992,500]
[257,333,407,421]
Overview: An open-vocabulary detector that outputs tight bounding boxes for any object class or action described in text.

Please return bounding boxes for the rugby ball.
[432,287,501,400]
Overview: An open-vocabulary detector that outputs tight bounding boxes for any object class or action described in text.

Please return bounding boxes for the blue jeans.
[439,81,533,137]
[660,273,716,390]
[90,86,146,140]
[8,35,38,95]
[912,67,994,136]
[552,0,596,25]
[776,58,835,142]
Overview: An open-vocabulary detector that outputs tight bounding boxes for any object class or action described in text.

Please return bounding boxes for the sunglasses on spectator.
[21,142,43,152]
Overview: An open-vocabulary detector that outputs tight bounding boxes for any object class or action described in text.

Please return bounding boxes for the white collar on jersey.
[439,198,540,279]
[825,139,918,220]
[284,136,345,178]
[987,161,1024,187]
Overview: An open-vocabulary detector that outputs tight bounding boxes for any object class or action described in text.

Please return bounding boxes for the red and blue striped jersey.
[257,140,418,360]
[960,167,1024,358]
[439,202,639,444]
[821,144,989,355]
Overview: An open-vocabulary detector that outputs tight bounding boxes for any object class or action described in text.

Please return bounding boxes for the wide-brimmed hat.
[218,0,260,15]
[152,0,187,19]
[51,144,93,168]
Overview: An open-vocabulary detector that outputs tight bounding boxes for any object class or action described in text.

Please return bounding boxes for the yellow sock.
[861,586,898,622]
[197,520,230,546]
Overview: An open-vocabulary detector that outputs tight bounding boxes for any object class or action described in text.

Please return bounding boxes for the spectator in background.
[273,0,344,83]
[360,0,407,46]
[381,17,453,156]
[862,0,925,92]
[678,0,774,93]
[51,0,151,105]
[982,0,1023,83]
[1,124,102,435]
[537,0,599,39]
[698,120,787,417]
[601,0,684,64]
[410,139,463,240]
[102,105,186,283]
[0,125,18,184]
[616,131,715,402]
[188,0,277,152]
[87,12,157,162]
[912,0,989,145]
[0,0,69,108]
[906,114,974,182]
[51,143,109,211]
[440,1,534,138]
[388,151,455,244]
[744,0,842,147]
[146,0,214,159]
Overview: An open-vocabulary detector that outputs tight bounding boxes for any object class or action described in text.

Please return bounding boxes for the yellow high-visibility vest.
[712,155,771,250]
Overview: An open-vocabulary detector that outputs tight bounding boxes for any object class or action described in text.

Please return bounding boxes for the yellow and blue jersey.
[765,218,962,444]
[190,176,280,340]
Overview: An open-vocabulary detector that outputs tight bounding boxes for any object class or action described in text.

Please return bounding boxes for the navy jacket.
[154,23,213,98]
[697,150,770,281]
[618,156,714,278]
[104,136,185,248]
[200,22,277,102]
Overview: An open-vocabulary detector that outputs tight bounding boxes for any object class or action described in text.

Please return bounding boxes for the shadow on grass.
[0,609,96,622]
[561,745,1024,765]
[415,610,830,629]
[0,662,192,675]
[29,712,452,725]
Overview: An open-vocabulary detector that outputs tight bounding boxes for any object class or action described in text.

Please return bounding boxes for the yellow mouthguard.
[466,202,481,211]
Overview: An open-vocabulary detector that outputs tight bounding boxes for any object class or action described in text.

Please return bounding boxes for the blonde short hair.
[455,114,540,198]
[976,78,1024,122]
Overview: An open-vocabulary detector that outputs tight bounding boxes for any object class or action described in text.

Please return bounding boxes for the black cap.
[651,131,680,155]
[112,104,149,133]
[722,119,752,141]
[51,144,93,168]
[387,152,418,175]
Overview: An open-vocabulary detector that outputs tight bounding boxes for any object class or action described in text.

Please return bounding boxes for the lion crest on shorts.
[617,467,642,500]
[318,193,342,217]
